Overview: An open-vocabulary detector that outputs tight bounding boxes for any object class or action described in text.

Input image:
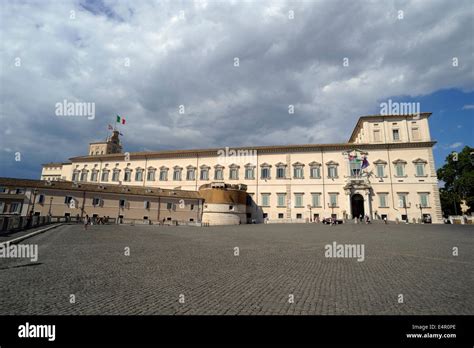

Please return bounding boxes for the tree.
[437,146,474,216]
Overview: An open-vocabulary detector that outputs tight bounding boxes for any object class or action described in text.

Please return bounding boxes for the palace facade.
[40,113,443,224]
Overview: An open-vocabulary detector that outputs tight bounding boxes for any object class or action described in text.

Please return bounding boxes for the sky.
[0,0,473,179]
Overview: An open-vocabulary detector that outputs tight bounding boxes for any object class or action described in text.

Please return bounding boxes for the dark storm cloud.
[0,0,473,178]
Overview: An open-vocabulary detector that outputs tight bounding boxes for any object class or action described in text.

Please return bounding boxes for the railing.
[0,215,52,234]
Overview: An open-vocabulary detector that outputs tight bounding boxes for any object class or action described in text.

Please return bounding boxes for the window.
[392,129,400,141]
[229,166,239,180]
[101,170,109,182]
[376,164,385,178]
[398,194,408,208]
[144,201,150,209]
[0,187,7,193]
[91,170,98,182]
[261,167,270,179]
[395,163,405,177]
[119,199,126,208]
[349,160,362,177]
[214,166,224,180]
[173,167,182,181]
[200,167,209,180]
[135,169,143,181]
[15,188,25,194]
[80,171,88,182]
[186,167,196,181]
[293,166,304,179]
[393,160,406,177]
[294,193,303,207]
[329,193,338,206]
[72,170,79,182]
[245,166,255,180]
[93,197,101,206]
[296,213,302,219]
[378,193,388,208]
[37,194,45,204]
[311,193,321,207]
[10,202,21,213]
[124,170,132,182]
[310,166,321,179]
[276,166,286,179]
[112,169,120,182]
[159,168,168,181]
[166,202,173,210]
[261,193,270,206]
[277,193,286,207]
[147,169,156,181]
[412,127,420,141]
[65,196,73,204]
[229,205,234,211]
[328,166,338,178]
[373,129,381,142]
[419,193,429,207]
[0,202,4,213]
[278,213,284,219]
[190,204,194,210]
[415,163,425,176]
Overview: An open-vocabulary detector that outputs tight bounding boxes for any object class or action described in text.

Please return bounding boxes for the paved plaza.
[0,223,472,315]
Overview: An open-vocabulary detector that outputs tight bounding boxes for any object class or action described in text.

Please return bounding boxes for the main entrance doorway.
[351,194,364,219]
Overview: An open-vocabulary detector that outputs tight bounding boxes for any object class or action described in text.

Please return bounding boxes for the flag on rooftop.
[116,115,126,124]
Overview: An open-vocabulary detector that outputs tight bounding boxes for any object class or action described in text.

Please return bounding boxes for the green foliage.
[437,146,474,215]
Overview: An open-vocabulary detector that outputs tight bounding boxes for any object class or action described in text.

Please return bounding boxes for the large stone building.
[40,113,443,223]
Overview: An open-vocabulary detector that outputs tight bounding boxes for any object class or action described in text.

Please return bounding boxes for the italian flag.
[116,115,126,124]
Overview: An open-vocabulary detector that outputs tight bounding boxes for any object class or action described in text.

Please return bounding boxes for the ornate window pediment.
[412,158,427,164]
[392,159,407,164]
[292,162,305,167]
[309,161,321,167]
[260,162,272,168]
[373,159,387,165]
[275,162,286,167]
[325,160,339,166]
[244,163,256,168]
[229,163,240,168]
[160,166,169,171]
[200,164,210,169]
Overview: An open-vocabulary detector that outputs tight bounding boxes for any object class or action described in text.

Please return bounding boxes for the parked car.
[322,217,343,224]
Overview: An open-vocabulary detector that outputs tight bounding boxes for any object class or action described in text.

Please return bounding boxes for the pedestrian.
[384,217,387,224]
[83,214,89,230]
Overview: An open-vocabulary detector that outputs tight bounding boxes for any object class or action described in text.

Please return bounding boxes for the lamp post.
[48,196,53,216]
[402,198,411,224]
[416,203,424,223]
[30,189,38,216]
[328,202,335,218]
[307,204,312,222]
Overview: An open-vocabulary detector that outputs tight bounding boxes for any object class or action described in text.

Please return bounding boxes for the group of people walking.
[83,215,110,230]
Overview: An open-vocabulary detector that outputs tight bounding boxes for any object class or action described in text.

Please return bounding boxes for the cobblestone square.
[0,223,472,315]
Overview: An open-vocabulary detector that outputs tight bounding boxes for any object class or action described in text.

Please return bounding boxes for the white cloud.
[462,104,474,110]
[449,142,463,149]
[0,0,473,178]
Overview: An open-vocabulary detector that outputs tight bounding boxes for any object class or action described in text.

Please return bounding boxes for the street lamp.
[48,196,53,216]
[328,202,335,218]
[30,188,38,216]
[416,203,424,223]
[402,199,411,224]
